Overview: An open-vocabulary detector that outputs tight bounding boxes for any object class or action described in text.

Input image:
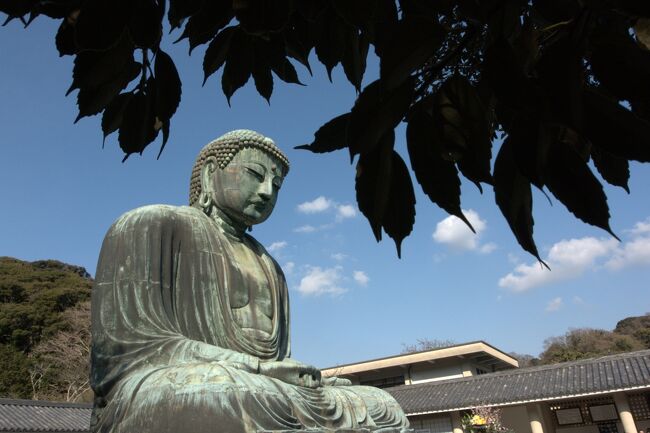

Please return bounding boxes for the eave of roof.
[385,349,650,416]
[321,341,518,376]
[0,399,91,432]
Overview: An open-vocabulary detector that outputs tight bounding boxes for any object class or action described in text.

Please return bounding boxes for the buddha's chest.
[226,241,273,318]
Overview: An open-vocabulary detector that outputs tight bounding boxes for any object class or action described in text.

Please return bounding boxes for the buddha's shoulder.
[110,205,206,232]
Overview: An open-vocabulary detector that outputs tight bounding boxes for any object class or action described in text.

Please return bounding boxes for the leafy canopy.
[3,0,650,260]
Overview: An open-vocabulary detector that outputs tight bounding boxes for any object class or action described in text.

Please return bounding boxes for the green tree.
[3,1,650,258]
[539,328,645,364]
[0,344,32,398]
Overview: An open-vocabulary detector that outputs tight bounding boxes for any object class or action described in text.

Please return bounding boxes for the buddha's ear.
[200,156,217,194]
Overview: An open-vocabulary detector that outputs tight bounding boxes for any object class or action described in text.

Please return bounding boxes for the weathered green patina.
[90,130,410,433]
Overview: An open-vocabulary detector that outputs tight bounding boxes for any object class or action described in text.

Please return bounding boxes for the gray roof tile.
[0,399,91,432]
[387,350,650,415]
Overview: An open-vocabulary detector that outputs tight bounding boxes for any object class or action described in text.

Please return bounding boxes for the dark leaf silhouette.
[118,79,158,160]
[380,15,444,90]
[154,50,182,122]
[583,90,650,163]
[494,137,545,265]
[203,26,236,85]
[591,146,630,194]
[296,113,350,153]
[102,92,133,140]
[406,103,474,231]
[355,131,395,242]
[176,0,233,53]
[313,7,346,81]
[434,75,493,192]
[348,78,414,158]
[544,131,617,239]
[74,0,128,51]
[221,27,253,105]
[7,0,650,260]
[382,150,416,258]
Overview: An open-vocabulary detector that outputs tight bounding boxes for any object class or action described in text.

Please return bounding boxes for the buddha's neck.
[210,207,247,240]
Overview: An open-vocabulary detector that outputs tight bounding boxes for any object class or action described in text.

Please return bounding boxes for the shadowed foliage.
[3,1,650,258]
[0,257,92,400]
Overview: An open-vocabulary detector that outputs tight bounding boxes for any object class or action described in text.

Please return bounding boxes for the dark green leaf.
[341,29,369,92]
[74,0,128,51]
[583,89,650,163]
[271,57,303,86]
[154,50,182,121]
[128,0,163,49]
[331,0,375,27]
[75,61,139,122]
[67,33,133,94]
[101,92,133,140]
[55,20,75,56]
[544,133,618,239]
[382,151,416,258]
[355,131,395,242]
[176,0,233,54]
[202,26,236,85]
[158,120,170,159]
[167,0,202,29]
[435,75,493,191]
[296,113,350,153]
[348,78,415,158]
[252,39,274,103]
[283,18,313,74]
[221,28,253,105]
[406,103,474,231]
[494,137,546,265]
[118,80,159,159]
[379,15,444,91]
[233,0,290,35]
[313,7,346,80]
[591,146,630,193]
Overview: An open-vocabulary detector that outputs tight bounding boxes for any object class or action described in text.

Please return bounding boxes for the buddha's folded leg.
[92,363,407,433]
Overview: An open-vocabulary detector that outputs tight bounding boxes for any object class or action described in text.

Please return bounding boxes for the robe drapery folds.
[90,205,410,433]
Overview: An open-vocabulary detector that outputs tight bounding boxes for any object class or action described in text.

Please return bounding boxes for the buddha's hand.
[259,358,321,388]
[321,376,352,387]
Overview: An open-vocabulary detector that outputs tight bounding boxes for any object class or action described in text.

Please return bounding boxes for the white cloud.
[283,261,295,275]
[297,196,332,213]
[331,253,348,261]
[545,297,563,312]
[432,209,495,253]
[336,204,357,221]
[353,270,369,286]
[297,266,347,296]
[605,236,650,270]
[627,218,650,236]
[499,237,618,293]
[573,296,584,305]
[294,224,316,233]
[268,241,288,253]
[499,218,650,292]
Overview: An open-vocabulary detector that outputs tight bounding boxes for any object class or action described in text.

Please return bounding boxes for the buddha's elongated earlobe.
[199,157,217,214]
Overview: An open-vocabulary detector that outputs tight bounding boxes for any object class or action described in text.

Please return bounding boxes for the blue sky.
[2,18,650,369]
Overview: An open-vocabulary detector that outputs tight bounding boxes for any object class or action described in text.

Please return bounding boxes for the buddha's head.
[190,130,290,228]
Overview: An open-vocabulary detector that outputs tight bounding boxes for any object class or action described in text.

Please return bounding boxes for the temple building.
[322,343,650,433]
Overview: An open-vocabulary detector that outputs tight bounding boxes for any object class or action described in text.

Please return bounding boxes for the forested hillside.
[0,257,92,401]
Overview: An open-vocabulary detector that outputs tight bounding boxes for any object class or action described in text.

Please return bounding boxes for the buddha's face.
[208,147,284,226]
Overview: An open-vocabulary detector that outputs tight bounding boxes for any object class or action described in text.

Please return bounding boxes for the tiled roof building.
[0,399,91,433]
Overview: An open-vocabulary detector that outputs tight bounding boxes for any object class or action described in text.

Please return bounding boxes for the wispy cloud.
[499,217,650,292]
[283,261,295,275]
[545,297,563,312]
[331,253,348,261]
[268,241,288,253]
[295,196,357,232]
[336,204,357,221]
[297,196,333,213]
[293,225,316,233]
[353,270,369,286]
[432,209,496,253]
[297,266,347,296]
